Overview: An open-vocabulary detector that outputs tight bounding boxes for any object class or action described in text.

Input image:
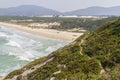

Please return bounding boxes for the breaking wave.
[0,26,68,76]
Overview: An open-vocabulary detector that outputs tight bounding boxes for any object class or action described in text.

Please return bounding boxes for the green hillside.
[5,18,120,80]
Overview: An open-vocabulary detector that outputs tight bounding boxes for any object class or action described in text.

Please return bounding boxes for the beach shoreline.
[0,76,4,80]
[0,22,83,41]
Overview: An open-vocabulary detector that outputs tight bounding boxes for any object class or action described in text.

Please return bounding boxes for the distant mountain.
[0,5,61,16]
[64,6,120,16]
[0,5,120,16]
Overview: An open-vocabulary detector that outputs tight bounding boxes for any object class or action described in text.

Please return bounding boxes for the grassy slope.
[82,18,120,79]
[5,18,120,80]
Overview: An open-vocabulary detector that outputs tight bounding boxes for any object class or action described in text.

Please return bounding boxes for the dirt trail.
[79,35,106,75]
[79,35,87,55]
[5,56,54,80]
[22,57,54,80]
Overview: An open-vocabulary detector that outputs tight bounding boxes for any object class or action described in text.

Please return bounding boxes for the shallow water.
[0,26,68,76]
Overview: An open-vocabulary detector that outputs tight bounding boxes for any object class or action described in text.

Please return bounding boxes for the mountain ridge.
[0,5,61,16]
[0,5,120,16]
[64,6,120,15]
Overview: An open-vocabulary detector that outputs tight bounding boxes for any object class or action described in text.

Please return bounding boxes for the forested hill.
[5,18,120,80]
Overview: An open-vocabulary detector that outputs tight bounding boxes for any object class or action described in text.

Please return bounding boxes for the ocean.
[0,26,68,76]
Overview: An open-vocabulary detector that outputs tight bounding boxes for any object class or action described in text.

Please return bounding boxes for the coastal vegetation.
[5,18,120,80]
[0,16,118,31]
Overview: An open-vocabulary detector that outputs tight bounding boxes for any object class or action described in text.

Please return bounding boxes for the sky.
[0,0,120,12]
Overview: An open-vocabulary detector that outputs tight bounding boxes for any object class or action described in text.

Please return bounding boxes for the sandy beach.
[0,76,4,80]
[0,22,83,41]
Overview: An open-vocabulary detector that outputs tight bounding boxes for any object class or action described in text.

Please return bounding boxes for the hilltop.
[4,18,120,80]
[0,5,61,16]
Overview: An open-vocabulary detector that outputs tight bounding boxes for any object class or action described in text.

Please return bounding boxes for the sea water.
[0,26,68,76]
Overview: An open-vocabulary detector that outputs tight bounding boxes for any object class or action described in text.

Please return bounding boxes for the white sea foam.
[45,43,64,52]
[0,26,68,76]
[0,32,8,37]
[12,34,23,39]
[30,39,36,43]
[17,56,31,61]
[46,46,55,52]
[9,52,17,56]
[9,51,35,61]
[5,40,21,48]
[21,51,35,61]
